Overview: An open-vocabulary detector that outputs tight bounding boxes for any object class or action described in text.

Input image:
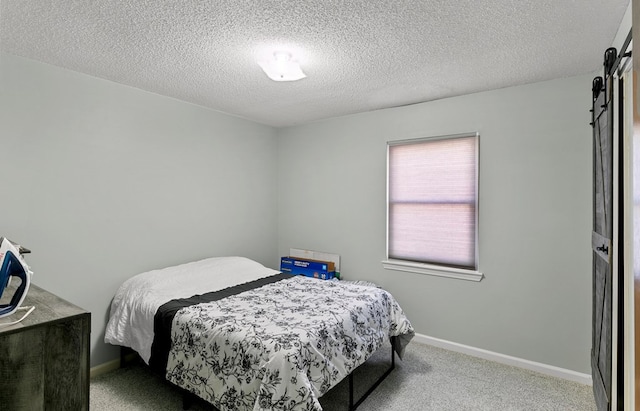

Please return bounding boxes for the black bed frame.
[347,336,397,411]
[122,335,398,411]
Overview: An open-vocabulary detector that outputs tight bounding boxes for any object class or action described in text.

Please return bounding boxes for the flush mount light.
[258,52,306,82]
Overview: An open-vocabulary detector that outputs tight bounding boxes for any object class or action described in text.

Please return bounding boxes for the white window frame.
[382,132,483,281]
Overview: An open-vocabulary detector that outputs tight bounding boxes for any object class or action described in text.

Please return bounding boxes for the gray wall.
[0,53,279,366]
[0,51,596,374]
[277,75,593,373]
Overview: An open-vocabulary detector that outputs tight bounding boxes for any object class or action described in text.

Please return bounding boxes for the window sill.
[381,259,483,282]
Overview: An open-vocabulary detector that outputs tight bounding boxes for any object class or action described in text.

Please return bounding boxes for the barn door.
[591,47,617,411]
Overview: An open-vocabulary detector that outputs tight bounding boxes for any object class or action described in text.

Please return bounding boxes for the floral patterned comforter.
[163,275,414,411]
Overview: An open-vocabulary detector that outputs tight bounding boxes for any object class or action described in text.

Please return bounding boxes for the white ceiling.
[0,1,630,127]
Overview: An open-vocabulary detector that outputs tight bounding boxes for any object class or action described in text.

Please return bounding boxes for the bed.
[105,256,414,411]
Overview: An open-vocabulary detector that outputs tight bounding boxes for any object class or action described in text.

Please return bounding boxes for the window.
[383,133,482,281]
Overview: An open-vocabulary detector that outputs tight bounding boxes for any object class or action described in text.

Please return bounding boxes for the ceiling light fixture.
[258,52,306,82]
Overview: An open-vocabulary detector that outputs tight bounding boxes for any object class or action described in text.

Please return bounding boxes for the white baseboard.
[90,334,592,385]
[413,333,593,386]
[90,358,120,379]
[90,351,140,379]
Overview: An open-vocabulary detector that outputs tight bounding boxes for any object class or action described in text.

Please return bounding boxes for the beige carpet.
[90,342,597,411]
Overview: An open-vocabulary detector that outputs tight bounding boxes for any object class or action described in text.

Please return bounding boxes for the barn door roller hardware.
[589,29,632,126]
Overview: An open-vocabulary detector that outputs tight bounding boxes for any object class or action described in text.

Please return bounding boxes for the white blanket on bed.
[104,256,280,364]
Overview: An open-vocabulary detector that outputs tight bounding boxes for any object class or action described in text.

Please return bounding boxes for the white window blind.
[387,133,478,271]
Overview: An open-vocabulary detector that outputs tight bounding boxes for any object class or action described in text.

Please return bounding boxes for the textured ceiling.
[0,1,630,127]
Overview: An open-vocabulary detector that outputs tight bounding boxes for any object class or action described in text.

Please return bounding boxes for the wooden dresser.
[0,283,90,410]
